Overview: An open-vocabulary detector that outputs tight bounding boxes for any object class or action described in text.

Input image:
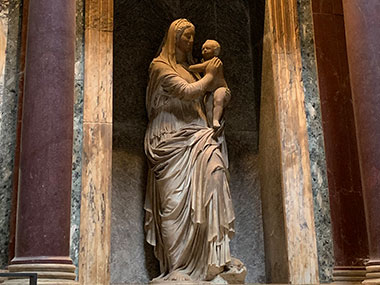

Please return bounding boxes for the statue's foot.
[213,120,221,129]
[206,264,224,281]
[218,258,247,284]
[226,257,245,271]
[165,271,192,282]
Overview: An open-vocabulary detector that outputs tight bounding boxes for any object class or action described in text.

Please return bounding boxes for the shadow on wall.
[111,0,266,283]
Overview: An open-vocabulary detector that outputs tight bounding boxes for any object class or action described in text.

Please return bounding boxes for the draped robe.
[144,59,235,281]
[144,18,235,281]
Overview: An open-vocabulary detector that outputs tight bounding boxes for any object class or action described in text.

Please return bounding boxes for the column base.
[3,264,78,285]
[363,262,380,284]
[333,266,366,283]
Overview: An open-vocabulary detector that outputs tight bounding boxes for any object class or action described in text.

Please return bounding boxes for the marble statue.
[144,18,246,283]
[189,40,231,129]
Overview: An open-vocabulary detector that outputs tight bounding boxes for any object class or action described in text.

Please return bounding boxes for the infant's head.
[202,40,221,61]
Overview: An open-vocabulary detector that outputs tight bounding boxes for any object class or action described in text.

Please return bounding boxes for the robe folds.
[144,58,235,281]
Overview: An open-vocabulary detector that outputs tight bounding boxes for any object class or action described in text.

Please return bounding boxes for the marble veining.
[0,1,10,269]
[70,0,85,274]
[259,0,320,282]
[78,0,113,283]
[0,0,21,269]
[297,0,334,282]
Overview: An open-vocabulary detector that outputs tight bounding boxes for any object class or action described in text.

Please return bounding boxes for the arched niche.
[111,1,265,283]
[79,0,319,284]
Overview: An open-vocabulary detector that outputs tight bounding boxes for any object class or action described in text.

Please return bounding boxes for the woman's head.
[158,19,195,65]
[175,20,195,54]
[147,19,199,117]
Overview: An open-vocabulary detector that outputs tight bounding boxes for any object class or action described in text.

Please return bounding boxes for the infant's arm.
[188,61,210,73]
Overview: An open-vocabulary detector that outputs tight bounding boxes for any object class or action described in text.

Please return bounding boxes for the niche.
[111,0,266,283]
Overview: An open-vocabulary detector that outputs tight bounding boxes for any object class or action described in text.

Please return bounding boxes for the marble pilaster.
[297,0,334,282]
[8,0,28,265]
[78,0,113,284]
[312,0,369,283]
[0,0,22,269]
[259,0,319,283]
[341,1,380,283]
[0,0,10,268]
[70,0,85,273]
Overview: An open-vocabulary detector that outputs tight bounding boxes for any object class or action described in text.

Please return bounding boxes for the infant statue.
[189,40,231,128]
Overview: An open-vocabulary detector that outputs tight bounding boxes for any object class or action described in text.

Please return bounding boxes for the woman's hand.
[205,57,223,77]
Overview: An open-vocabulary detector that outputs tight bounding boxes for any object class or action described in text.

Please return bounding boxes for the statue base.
[151,258,247,284]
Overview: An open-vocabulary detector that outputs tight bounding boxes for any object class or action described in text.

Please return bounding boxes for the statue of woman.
[144,18,236,282]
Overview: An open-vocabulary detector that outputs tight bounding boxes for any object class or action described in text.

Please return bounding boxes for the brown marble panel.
[259,11,288,281]
[0,19,6,78]
[79,123,112,285]
[312,0,333,14]
[79,0,113,283]
[260,0,319,283]
[332,0,343,15]
[82,28,113,124]
[342,1,380,282]
[312,0,369,278]
[85,0,113,31]
[313,0,343,15]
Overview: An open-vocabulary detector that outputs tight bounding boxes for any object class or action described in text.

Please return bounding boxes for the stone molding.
[4,263,78,284]
[333,266,366,283]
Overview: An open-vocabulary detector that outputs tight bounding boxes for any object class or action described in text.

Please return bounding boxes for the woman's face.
[177,27,195,54]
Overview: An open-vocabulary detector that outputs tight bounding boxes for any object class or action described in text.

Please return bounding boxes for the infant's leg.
[213,87,230,128]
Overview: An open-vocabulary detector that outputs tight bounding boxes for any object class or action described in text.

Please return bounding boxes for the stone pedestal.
[4,0,77,284]
[341,1,380,284]
[333,266,367,284]
[6,264,76,284]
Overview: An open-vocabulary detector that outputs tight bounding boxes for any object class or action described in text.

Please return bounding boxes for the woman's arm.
[162,58,222,101]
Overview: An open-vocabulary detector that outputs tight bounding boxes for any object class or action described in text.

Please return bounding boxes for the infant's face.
[202,42,216,60]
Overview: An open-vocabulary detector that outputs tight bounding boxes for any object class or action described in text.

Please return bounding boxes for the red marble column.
[341,1,380,283]
[7,0,77,283]
[311,0,369,282]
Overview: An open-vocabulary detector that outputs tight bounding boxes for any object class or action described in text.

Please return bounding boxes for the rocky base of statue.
[151,258,247,285]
